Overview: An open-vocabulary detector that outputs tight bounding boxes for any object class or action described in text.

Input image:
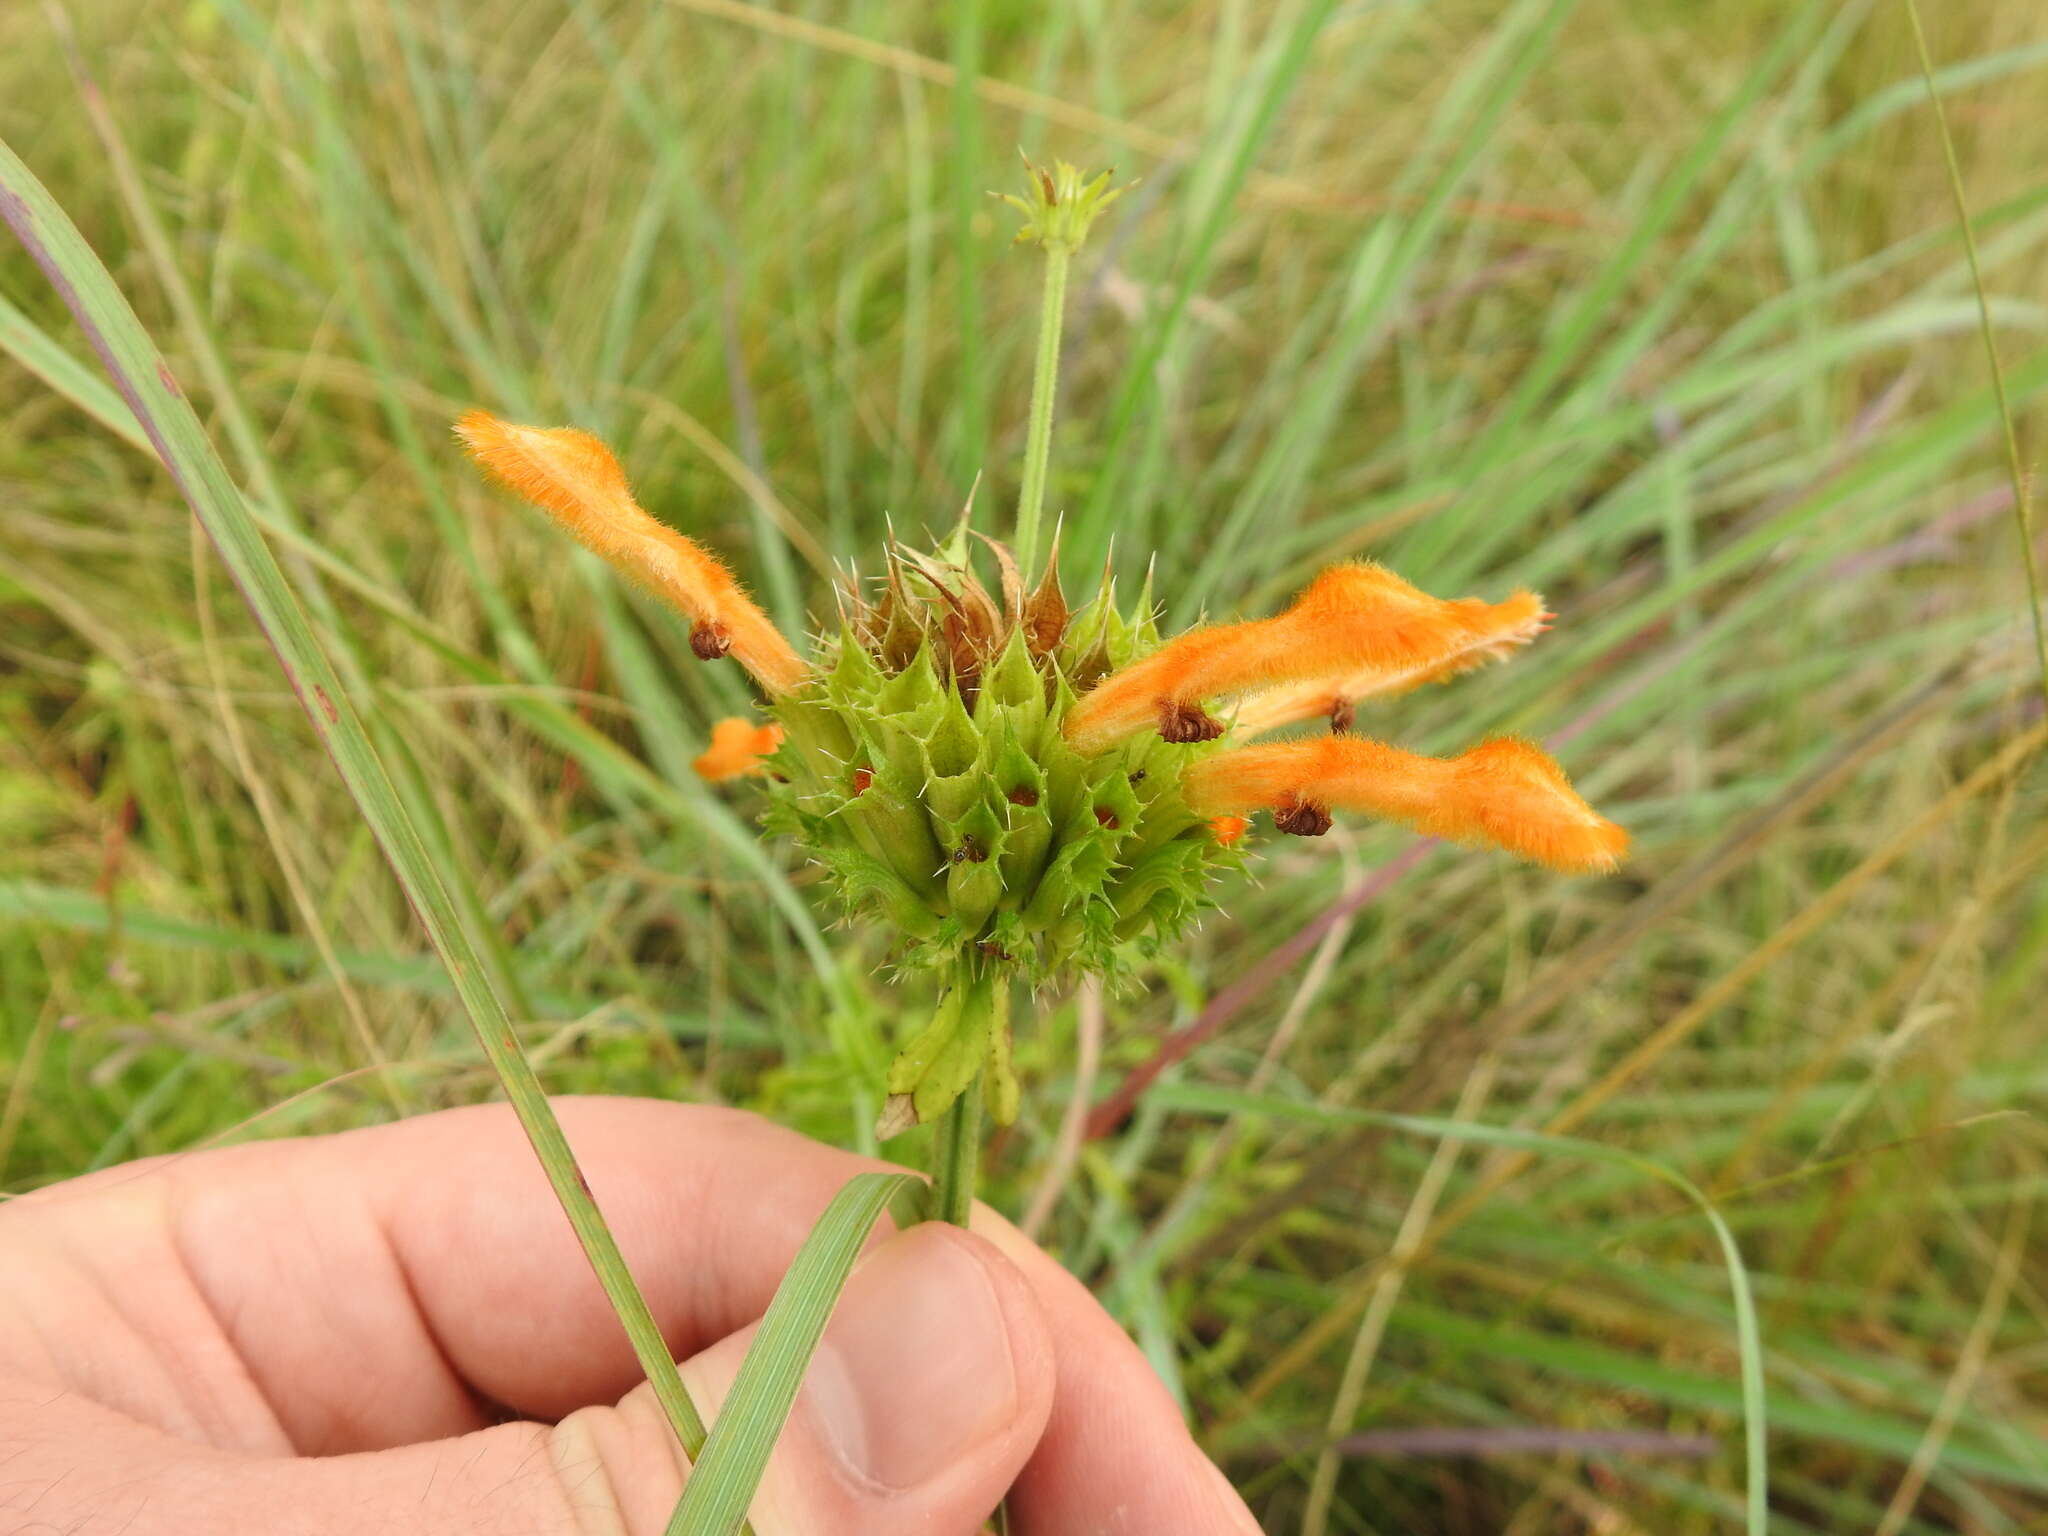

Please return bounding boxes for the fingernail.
[808,1225,1019,1493]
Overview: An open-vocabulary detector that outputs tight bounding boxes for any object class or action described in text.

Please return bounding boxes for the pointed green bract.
[761,546,1239,1126]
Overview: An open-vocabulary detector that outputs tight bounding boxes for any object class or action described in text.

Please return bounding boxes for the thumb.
[293,1222,1057,1535]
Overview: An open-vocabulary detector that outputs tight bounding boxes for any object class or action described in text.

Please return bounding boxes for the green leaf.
[667,1170,921,1536]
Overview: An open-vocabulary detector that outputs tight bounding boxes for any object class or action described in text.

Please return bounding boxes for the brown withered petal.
[973,531,1026,627]
[1273,799,1334,838]
[1023,534,1069,656]
[1158,700,1225,744]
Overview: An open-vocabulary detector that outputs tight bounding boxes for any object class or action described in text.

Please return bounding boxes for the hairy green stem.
[930,1073,984,1227]
[1013,239,1072,576]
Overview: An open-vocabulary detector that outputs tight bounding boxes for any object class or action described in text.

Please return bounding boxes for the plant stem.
[930,1072,984,1226]
[1013,238,1072,576]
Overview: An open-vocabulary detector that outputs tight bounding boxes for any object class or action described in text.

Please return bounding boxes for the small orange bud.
[692,717,785,782]
[1063,562,1546,754]
[1183,735,1626,873]
[1208,814,1250,846]
[456,412,807,694]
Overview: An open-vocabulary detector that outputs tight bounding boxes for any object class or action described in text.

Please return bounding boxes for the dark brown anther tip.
[1128,769,1147,784]
[953,835,988,865]
[1158,700,1225,744]
[1006,786,1040,807]
[689,622,732,660]
[1329,698,1357,735]
[1274,799,1334,838]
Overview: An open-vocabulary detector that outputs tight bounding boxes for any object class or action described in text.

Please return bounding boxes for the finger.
[4,1098,1258,1529]
[0,1223,1053,1536]
[1,1099,900,1450]
[324,1222,1056,1536]
[663,1222,1055,1534]
[970,1213,1263,1536]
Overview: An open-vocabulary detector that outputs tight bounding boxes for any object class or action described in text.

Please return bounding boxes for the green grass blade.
[0,875,758,1043]
[1159,1084,1770,1536]
[946,0,988,486]
[1902,0,2048,706]
[666,1170,920,1536]
[0,131,728,1475]
[0,287,149,449]
[1073,0,1343,568]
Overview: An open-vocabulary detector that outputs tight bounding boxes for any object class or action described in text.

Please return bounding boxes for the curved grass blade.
[1157,1084,1770,1536]
[0,133,730,1484]
[0,287,150,449]
[1902,0,2048,708]
[667,1170,921,1536]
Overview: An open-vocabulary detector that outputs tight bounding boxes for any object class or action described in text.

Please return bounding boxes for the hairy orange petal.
[1182,735,1626,873]
[1231,598,1550,737]
[1063,562,1545,753]
[456,412,806,694]
[692,717,785,781]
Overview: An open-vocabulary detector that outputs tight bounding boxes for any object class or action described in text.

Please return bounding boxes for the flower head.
[460,413,1621,1130]
[998,154,1131,251]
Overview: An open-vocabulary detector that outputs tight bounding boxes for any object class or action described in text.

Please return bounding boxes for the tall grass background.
[3,1,2045,1530]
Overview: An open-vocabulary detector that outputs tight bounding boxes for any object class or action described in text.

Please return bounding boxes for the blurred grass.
[3,0,2046,1531]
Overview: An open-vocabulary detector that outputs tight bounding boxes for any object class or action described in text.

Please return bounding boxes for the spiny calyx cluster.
[457,411,1626,1133]
[765,531,1241,985]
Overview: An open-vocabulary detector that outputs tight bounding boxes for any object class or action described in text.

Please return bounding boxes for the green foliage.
[5,0,2048,1530]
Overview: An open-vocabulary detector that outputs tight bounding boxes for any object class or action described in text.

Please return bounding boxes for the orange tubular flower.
[1230,602,1550,738]
[456,411,807,694]
[1182,735,1627,873]
[1061,562,1547,754]
[693,717,785,781]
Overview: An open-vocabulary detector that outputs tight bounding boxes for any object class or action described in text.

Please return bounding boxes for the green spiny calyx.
[760,532,1241,1132]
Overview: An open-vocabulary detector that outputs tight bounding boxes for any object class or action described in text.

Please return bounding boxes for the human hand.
[0,1097,1260,1534]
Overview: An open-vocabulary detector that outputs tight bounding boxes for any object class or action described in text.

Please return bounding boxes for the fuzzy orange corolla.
[1229,604,1550,738]
[1062,562,1547,754]
[1182,735,1627,873]
[692,717,785,781]
[456,411,806,694]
